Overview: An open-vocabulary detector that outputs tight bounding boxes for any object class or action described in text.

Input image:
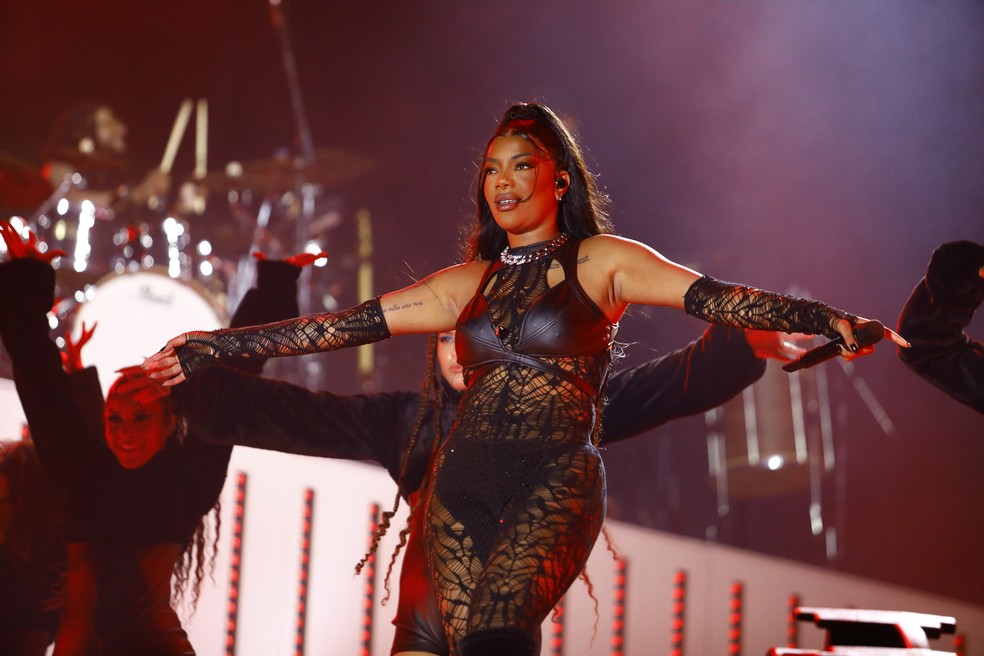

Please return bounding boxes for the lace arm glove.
[684,275,856,338]
[175,297,390,379]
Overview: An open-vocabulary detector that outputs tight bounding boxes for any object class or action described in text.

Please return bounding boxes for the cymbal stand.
[269,0,316,165]
[28,172,85,227]
[227,198,274,314]
[269,0,322,389]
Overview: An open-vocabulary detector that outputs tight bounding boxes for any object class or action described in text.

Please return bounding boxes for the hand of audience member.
[252,250,328,269]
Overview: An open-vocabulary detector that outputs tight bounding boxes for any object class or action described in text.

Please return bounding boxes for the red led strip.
[224,472,248,656]
[550,596,565,656]
[294,488,315,656]
[610,557,628,656]
[785,594,800,648]
[727,581,744,656]
[359,503,380,656]
[669,569,687,656]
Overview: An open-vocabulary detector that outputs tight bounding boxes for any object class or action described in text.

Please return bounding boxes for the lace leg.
[424,479,483,651]
[466,444,605,637]
[424,444,604,653]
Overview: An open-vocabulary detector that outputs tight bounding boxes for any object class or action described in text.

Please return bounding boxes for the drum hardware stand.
[268,0,316,310]
[227,198,274,314]
[835,358,895,435]
[826,357,894,569]
[269,0,325,390]
[28,172,85,229]
[705,334,896,568]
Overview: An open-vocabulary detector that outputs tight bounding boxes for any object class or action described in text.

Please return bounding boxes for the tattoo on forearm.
[384,301,424,313]
[577,256,589,264]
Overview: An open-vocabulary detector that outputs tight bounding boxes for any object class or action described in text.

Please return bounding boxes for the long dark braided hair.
[354,333,448,599]
[171,502,221,613]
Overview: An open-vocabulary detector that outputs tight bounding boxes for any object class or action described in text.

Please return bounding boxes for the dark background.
[2,1,982,606]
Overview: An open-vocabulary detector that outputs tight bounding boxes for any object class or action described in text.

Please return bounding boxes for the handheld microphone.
[782,320,884,373]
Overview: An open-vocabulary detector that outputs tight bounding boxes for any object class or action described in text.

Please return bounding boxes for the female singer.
[145,102,906,655]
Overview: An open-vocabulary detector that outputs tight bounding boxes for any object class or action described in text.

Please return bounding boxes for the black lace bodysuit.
[423,236,615,649]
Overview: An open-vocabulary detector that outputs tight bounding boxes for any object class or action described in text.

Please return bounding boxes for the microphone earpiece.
[556,178,567,189]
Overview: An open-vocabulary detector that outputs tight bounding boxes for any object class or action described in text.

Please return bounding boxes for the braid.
[575,526,623,643]
[578,567,600,642]
[380,347,450,593]
[380,518,414,605]
[355,334,441,575]
[172,501,221,615]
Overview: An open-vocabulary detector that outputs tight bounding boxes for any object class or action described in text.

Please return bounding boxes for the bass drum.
[72,268,226,395]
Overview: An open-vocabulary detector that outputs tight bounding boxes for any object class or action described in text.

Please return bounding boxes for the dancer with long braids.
[145,102,906,655]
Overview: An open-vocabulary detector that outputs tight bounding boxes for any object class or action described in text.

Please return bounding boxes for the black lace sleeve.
[683,275,856,339]
[175,297,390,378]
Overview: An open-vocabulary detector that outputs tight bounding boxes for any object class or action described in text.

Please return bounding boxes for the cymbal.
[197,147,375,195]
[0,151,53,216]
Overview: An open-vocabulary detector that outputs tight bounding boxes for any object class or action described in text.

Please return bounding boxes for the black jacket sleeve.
[0,259,91,497]
[69,366,106,439]
[898,241,984,414]
[175,364,415,466]
[601,324,766,445]
[224,259,302,368]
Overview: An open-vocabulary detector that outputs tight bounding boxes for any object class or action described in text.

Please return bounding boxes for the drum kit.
[0,4,377,390]
[0,137,374,393]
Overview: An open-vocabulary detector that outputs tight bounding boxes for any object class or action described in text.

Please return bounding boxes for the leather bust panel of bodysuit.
[455,236,615,396]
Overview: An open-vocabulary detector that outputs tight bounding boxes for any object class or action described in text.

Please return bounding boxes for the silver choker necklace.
[499,233,570,266]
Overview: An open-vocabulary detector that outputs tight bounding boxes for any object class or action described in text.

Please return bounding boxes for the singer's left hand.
[834,317,909,359]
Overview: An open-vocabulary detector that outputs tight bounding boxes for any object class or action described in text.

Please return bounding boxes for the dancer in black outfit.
[0,220,301,655]
[898,240,984,414]
[146,102,905,655]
